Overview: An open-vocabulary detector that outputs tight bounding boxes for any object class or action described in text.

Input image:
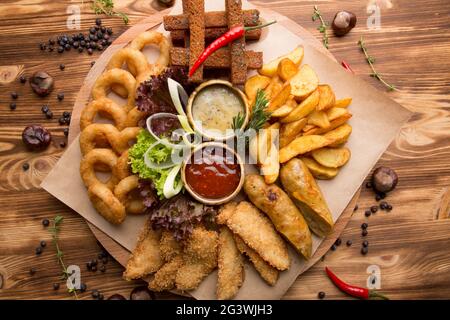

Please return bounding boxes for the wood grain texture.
[0,0,449,300]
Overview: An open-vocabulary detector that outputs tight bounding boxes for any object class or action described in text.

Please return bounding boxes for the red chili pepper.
[189,21,277,77]
[325,267,389,300]
[341,60,354,74]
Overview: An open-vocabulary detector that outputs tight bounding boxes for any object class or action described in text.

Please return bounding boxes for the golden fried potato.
[303,114,352,136]
[307,110,330,129]
[279,135,330,163]
[322,124,353,146]
[268,83,291,112]
[334,97,352,108]
[259,45,304,77]
[311,147,351,168]
[244,175,312,260]
[317,85,336,111]
[280,159,334,237]
[261,123,280,184]
[277,58,298,81]
[279,118,307,148]
[289,64,319,100]
[326,107,349,121]
[303,124,316,132]
[271,96,297,118]
[245,74,271,106]
[264,76,284,101]
[280,88,320,123]
[302,157,339,180]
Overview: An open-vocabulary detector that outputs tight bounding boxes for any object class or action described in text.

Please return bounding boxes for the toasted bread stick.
[226,0,247,84]
[188,0,205,82]
[170,28,262,44]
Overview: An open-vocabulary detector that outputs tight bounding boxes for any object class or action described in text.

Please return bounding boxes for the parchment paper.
[41,0,412,300]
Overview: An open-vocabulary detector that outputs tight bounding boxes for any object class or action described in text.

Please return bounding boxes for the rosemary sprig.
[233,89,271,132]
[91,0,129,25]
[49,215,78,300]
[312,5,329,49]
[358,36,397,91]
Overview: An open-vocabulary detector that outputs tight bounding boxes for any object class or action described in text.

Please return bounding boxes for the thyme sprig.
[358,36,397,91]
[49,215,78,299]
[312,5,329,49]
[91,0,129,25]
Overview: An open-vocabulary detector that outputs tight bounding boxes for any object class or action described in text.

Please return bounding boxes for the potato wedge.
[334,97,352,108]
[322,124,353,146]
[280,88,319,123]
[317,85,336,111]
[268,83,291,112]
[245,74,271,106]
[259,45,304,77]
[279,135,330,163]
[271,104,294,118]
[311,147,351,168]
[261,123,280,184]
[280,118,307,148]
[303,113,352,135]
[277,58,298,81]
[326,107,349,121]
[303,124,316,132]
[301,157,339,180]
[264,76,283,101]
[307,110,330,129]
[290,64,319,100]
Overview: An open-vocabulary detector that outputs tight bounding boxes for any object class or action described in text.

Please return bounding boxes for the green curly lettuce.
[129,129,180,199]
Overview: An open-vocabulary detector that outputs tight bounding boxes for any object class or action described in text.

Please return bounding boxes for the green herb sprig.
[91,0,129,25]
[48,215,78,299]
[233,89,271,132]
[358,36,397,91]
[312,5,329,49]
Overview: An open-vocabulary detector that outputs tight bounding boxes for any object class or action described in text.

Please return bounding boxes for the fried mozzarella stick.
[244,175,312,260]
[123,219,163,280]
[175,228,219,291]
[234,235,279,286]
[217,227,245,300]
[217,201,290,271]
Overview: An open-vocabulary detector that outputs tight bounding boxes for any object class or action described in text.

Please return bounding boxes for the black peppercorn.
[63,128,69,136]
[87,48,93,55]
[92,290,100,299]
[100,265,106,273]
[42,219,50,227]
[361,222,368,229]
[362,240,369,247]
[80,283,87,293]
[106,28,113,35]
[386,204,393,211]
[366,181,372,188]
[60,141,66,148]
[64,44,71,51]
[346,240,352,246]
[96,18,102,26]
[318,291,326,299]
[78,47,84,53]
[370,206,378,213]
[57,93,65,101]
[73,41,79,49]
[20,75,27,83]
[11,92,18,99]
[353,204,358,211]
[330,244,336,251]
[45,110,53,119]
[53,283,60,290]
[41,105,49,113]
[57,46,64,53]
[361,247,368,255]
[90,27,96,34]
[335,238,342,246]
[102,257,108,264]
[9,102,16,110]
[362,229,368,237]
[48,39,55,45]
[97,44,103,51]
[58,117,65,125]
[29,267,37,276]
[59,64,65,71]
[91,265,97,272]
[22,162,30,171]
[86,261,92,270]
[35,247,42,255]
[365,210,371,217]
[40,240,46,248]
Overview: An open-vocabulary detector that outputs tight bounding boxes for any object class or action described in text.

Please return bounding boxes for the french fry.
[264,76,283,101]
[307,110,330,128]
[316,85,336,111]
[322,124,353,146]
[280,88,319,123]
[334,97,352,108]
[268,83,291,112]
[259,45,304,77]
[245,74,271,106]
[279,118,307,148]
[289,64,319,100]
[277,58,298,81]
[303,113,352,135]
[326,107,349,121]
[311,147,351,168]
[301,157,339,180]
[279,135,330,163]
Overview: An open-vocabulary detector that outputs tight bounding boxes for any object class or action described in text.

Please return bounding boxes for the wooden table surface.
[0,0,449,300]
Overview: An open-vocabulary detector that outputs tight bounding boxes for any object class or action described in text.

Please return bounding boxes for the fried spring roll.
[170,47,262,69]
[280,158,334,237]
[188,0,205,82]
[226,0,247,84]
[163,9,260,31]
[244,175,312,260]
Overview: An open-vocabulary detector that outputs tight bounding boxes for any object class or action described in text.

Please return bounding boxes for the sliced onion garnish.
[163,164,183,199]
[144,140,176,170]
[177,115,194,134]
[168,78,189,117]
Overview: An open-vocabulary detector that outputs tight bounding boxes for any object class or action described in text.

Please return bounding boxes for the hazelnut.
[332,11,357,36]
[30,71,54,97]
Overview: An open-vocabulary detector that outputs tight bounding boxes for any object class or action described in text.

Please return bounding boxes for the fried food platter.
[65,2,364,299]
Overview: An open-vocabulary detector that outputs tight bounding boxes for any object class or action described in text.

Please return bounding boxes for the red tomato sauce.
[185,148,241,199]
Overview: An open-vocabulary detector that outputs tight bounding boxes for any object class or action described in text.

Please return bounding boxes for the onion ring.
[124,107,149,128]
[80,98,128,131]
[80,148,119,190]
[92,68,136,112]
[114,175,145,215]
[115,149,131,180]
[88,183,126,225]
[107,48,152,98]
[129,31,171,74]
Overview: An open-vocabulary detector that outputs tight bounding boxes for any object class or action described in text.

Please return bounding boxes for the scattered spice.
[312,5,329,49]
[370,205,378,213]
[358,37,397,91]
[29,267,37,276]
[53,283,60,290]
[40,240,47,248]
[325,267,388,299]
[362,240,369,247]
[361,247,368,255]
[9,102,16,110]
[362,229,368,237]
[318,291,326,299]
[361,223,368,229]
[35,247,42,255]
[42,219,50,227]
[22,163,30,171]
[364,210,371,217]
[59,64,65,71]
[19,75,27,83]
[11,92,18,99]
[346,240,352,247]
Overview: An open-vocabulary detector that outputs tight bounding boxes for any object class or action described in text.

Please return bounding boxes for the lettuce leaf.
[129,129,180,199]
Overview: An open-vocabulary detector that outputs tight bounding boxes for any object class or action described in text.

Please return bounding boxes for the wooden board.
[0,0,449,300]
[67,5,360,297]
